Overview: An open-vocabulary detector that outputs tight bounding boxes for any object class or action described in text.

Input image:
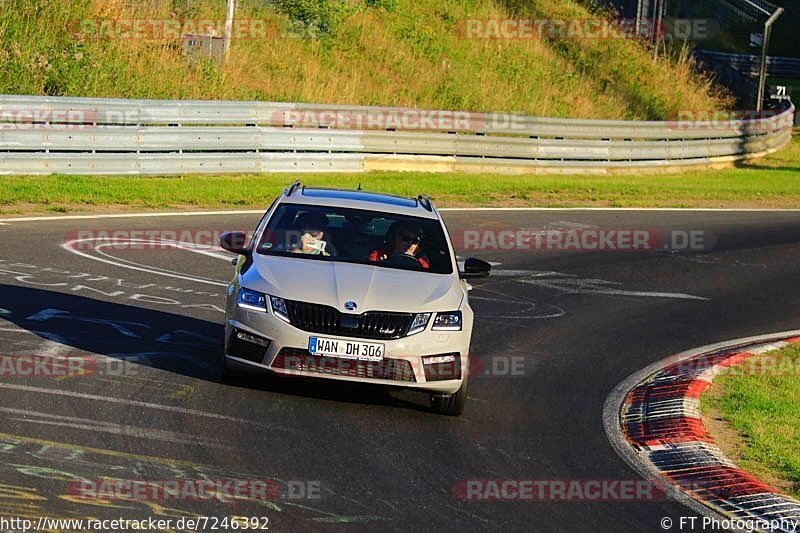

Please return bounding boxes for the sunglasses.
[399,233,420,243]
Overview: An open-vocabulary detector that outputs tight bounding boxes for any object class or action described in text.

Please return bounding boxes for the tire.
[430,375,468,416]
[219,343,236,382]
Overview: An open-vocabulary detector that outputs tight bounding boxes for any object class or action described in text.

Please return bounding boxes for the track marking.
[0,407,230,449]
[92,241,230,281]
[94,240,232,262]
[0,382,297,433]
[62,238,227,287]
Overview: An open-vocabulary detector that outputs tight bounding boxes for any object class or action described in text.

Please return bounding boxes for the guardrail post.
[224,0,236,62]
[756,7,784,112]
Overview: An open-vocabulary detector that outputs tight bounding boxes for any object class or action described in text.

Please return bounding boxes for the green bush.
[270,0,354,36]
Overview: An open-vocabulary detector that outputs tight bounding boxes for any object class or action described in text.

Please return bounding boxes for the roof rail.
[285,181,302,196]
[417,194,432,212]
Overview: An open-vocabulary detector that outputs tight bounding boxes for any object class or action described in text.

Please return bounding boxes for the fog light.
[422,353,461,381]
[422,354,456,365]
[228,329,271,363]
[236,330,270,347]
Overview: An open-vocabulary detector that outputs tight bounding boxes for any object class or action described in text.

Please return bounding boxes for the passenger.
[291,211,334,256]
[369,221,430,270]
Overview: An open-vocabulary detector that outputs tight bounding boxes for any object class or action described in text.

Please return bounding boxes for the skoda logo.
[344,301,358,311]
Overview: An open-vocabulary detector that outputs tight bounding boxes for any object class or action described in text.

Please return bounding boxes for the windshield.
[255,204,454,275]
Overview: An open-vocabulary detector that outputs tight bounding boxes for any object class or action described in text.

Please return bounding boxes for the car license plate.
[308,336,385,361]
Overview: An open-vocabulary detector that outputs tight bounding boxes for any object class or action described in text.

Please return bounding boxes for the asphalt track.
[0,209,799,532]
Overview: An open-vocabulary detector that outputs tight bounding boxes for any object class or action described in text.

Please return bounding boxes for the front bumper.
[224,306,470,394]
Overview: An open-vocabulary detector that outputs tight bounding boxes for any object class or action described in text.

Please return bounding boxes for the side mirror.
[459,257,491,279]
[219,231,251,255]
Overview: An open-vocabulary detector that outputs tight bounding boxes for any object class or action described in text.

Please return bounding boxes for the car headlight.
[407,313,431,336]
[237,287,267,312]
[432,311,462,331]
[269,295,291,323]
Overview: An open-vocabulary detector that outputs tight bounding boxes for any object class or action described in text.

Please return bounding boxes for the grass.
[0,134,797,216]
[702,342,800,499]
[0,0,731,120]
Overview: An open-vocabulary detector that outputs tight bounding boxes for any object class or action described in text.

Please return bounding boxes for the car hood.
[242,255,463,313]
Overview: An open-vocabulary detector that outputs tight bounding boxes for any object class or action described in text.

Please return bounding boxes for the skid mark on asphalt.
[469,281,566,320]
[513,272,709,301]
[28,308,149,338]
[673,254,769,270]
[483,266,709,301]
[469,266,707,323]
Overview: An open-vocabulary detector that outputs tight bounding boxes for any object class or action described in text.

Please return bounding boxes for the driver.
[369,221,430,270]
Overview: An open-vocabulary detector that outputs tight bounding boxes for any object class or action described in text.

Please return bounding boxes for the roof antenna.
[357,183,362,191]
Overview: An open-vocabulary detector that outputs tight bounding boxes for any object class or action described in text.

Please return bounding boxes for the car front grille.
[272,348,417,382]
[285,300,414,340]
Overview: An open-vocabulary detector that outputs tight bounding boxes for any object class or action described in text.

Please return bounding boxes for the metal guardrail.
[695,49,800,78]
[0,95,794,175]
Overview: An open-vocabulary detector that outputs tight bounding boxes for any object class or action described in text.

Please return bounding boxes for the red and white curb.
[604,331,800,532]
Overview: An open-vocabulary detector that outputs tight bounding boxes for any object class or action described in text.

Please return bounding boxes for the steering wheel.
[384,253,422,270]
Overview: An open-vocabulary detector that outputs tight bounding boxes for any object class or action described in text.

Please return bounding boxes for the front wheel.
[430,375,468,416]
[219,341,236,382]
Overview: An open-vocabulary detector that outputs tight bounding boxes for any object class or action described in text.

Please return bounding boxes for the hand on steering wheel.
[384,252,422,269]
